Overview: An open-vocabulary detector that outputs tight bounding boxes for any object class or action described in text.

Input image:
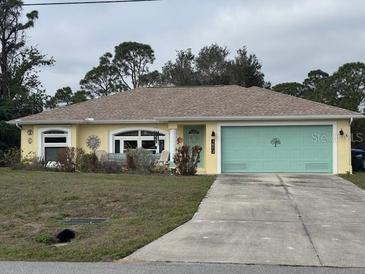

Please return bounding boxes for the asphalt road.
[0,262,364,274]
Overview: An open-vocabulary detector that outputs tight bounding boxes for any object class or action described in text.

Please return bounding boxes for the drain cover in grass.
[62,218,110,225]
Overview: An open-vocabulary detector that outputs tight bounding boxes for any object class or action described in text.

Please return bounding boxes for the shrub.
[75,148,85,171]
[35,233,54,244]
[12,152,46,171]
[79,152,98,172]
[174,145,202,176]
[126,148,155,173]
[97,160,123,173]
[150,163,171,175]
[58,147,77,172]
[0,148,21,167]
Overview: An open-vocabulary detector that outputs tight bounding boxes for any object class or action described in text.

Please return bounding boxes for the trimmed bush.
[127,148,155,173]
[79,152,98,173]
[97,160,123,173]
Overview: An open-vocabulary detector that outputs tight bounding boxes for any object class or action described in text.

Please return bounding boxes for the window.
[124,140,138,150]
[114,140,120,154]
[142,140,156,149]
[113,130,166,154]
[44,147,65,163]
[44,137,67,143]
[41,129,69,162]
[115,131,138,136]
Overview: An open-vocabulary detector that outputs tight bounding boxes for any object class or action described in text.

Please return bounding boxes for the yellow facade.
[336,119,352,174]
[20,119,353,174]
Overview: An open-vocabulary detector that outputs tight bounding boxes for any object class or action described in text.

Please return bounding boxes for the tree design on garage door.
[270,137,281,147]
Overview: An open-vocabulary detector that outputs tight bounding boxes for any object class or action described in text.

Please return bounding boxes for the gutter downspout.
[15,122,22,130]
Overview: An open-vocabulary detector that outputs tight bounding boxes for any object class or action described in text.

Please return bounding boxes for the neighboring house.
[8,85,363,174]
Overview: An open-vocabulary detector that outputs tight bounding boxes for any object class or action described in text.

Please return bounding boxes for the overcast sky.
[24,0,365,95]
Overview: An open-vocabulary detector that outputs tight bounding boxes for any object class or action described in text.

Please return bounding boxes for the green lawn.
[340,172,365,190]
[0,168,215,261]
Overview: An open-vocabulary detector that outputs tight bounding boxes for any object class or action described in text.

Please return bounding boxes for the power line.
[23,0,159,7]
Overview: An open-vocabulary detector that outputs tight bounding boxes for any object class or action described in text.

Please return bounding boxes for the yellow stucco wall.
[337,119,352,174]
[20,125,36,159]
[20,120,353,174]
[78,124,169,153]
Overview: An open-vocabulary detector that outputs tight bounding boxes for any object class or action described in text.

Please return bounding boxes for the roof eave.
[7,119,161,125]
[156,114,364,122]
[8,114,364,125]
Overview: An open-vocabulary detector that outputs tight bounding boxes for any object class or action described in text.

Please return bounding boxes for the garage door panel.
[221,126,333,173]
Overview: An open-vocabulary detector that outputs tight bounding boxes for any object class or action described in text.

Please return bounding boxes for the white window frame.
[109,128,169,154]
[38,127,71,160]
[216,121,338,174]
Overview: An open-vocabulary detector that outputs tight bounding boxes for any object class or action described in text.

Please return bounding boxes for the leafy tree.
[161,44,266,88]
[328,62,365,111]
[47,86,73,108]
[274,70,331,103]
[230,46,266,87]
[195,44,230,85]
[274,64,365,112]
[47,87,88,109]
[80,53,123,98]
[0,0,54,150]
[272,82,306,97]
[113,41,155,89]
[302,69,330,102]
[81,42,155,96]
[71,90,87,104]
[140,70,162,87]
[162,49,197,86]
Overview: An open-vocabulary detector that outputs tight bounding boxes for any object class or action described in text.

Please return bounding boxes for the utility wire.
[23,0,159,7]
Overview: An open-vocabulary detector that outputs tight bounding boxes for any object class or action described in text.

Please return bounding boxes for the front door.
[184,125,205,167]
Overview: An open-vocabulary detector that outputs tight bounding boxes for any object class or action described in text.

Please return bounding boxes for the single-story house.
[9,85,363,174]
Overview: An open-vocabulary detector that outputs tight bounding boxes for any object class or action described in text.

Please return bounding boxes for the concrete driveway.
[126,174,365,267]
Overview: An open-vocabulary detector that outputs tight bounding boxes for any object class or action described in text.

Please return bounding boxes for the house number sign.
[211,139,215,154]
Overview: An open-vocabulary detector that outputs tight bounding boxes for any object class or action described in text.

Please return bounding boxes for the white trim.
[169,128,177,163]
[333,121,338,174]
[108,127,169,154]
[156,115,362,122]
[37,127,71,159]
[9,114,364,125]
[216,121,338,174]
[11,119,163,125]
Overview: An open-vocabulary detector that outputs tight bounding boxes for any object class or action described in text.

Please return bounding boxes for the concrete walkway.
[126,174,365,267]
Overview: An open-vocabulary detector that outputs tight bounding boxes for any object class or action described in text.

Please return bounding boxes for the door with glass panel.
[183,125,205,167]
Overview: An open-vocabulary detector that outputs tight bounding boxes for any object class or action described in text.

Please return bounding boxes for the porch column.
[169,128,177,164]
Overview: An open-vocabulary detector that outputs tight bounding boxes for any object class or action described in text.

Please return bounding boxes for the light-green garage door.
[221,125,333,173]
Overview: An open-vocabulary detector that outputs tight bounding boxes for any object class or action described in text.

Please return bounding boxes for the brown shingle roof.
[10,85,362,124]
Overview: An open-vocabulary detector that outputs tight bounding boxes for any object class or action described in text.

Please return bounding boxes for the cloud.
[25,0,365,93]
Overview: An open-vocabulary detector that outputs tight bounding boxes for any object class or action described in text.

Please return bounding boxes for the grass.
[0,168,215,262]
[340,172,365,190]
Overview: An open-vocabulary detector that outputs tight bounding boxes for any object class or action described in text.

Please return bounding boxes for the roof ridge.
[136,84,242,91]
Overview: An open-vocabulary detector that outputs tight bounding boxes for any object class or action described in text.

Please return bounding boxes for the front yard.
[0,168,214,261]
[340,172,365,190]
